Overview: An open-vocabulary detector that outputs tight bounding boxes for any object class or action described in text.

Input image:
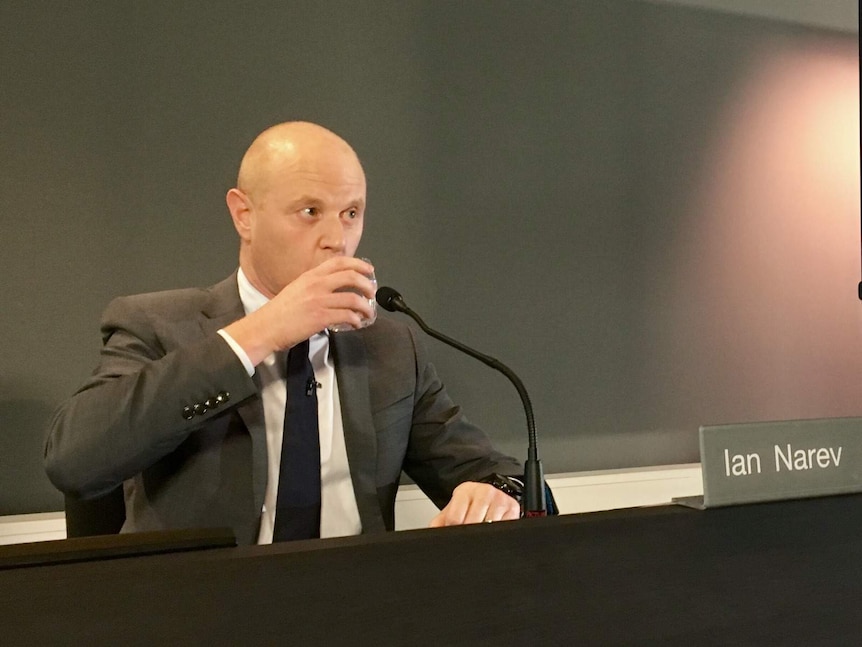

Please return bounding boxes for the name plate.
[699,417,862,507]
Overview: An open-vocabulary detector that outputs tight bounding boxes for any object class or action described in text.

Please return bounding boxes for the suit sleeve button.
[205,398,218,409]
[182,406,194,420]
[193,403,207,416]
[216,392,230,404]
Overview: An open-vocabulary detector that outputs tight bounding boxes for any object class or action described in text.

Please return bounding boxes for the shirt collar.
[236,267,268,316]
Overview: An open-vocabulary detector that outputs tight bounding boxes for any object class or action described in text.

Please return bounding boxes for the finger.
[480,491,519,523]
[343,273,377,300]
[314,272,376,302]
[326,292,374,321]
[461,498,492,525]
[429,495,469,528]
[484,498,521,522]
[323,309,366,331]
[473,486,521,523]
[482,507,505,523]
[500,499,521,520]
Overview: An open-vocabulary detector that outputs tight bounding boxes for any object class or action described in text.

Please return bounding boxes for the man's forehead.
[262,159,366,205]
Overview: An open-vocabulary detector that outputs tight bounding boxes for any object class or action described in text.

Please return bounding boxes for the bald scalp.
[236,121,362,205]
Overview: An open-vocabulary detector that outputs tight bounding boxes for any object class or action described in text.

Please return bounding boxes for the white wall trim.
[0,464,704,544]
[0,512,67,546]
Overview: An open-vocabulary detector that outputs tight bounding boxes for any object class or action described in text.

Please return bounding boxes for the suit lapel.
[331,331,386,533]
[199,272,246,334]
[199,273,268,513]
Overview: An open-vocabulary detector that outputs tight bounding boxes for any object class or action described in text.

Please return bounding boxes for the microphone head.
[376,286,406,312]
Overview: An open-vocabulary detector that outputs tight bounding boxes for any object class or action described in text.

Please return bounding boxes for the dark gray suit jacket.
[45,274,520,544]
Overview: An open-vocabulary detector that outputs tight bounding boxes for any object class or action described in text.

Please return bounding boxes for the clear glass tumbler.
[328,257,377,333]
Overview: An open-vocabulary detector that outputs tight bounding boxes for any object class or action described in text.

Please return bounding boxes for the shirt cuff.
[217,329,255,377]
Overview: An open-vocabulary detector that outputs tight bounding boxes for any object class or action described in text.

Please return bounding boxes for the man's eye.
[345,209,358,220]
[302,207,318,217]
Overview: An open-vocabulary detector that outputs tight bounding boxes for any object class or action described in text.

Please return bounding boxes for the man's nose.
[320,214,346,252]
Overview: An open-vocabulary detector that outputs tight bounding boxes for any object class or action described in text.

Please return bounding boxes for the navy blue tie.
[272,340,321,541]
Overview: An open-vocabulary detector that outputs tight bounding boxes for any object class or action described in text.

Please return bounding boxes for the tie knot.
[286,339,312,377]
[288,339,310,360]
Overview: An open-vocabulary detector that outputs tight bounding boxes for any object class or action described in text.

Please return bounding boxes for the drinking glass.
[328,258,377,333]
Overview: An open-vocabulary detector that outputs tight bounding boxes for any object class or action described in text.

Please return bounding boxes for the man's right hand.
[223,256,376,366]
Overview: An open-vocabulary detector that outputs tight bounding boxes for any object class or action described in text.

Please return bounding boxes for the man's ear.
[226,188,253,242]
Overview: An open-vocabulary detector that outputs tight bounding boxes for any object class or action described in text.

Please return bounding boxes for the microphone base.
[523,457,547,517]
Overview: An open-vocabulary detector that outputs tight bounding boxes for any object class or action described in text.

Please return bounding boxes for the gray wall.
[1,1,859,514]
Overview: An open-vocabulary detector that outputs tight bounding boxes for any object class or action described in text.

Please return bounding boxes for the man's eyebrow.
[289,195,324,207]
[284,195,366,211]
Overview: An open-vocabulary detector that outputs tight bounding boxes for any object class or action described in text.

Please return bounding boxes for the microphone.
[376,286,547,517]
[305,377,322,397]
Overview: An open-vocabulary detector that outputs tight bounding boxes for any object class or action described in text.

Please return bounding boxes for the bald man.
[45,122,523,545]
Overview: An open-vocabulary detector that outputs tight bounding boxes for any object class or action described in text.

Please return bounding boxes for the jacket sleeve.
[44,295,257,499]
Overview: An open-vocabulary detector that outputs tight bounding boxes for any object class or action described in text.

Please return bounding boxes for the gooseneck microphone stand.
[376,286,547,517]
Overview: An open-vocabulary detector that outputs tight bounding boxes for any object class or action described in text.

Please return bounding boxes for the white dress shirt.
[218,269,362,543]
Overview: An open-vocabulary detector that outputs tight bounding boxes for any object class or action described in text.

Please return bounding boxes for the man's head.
[226,121,367,299]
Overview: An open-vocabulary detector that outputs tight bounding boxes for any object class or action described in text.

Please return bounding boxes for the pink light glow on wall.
[653,39,862,424]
